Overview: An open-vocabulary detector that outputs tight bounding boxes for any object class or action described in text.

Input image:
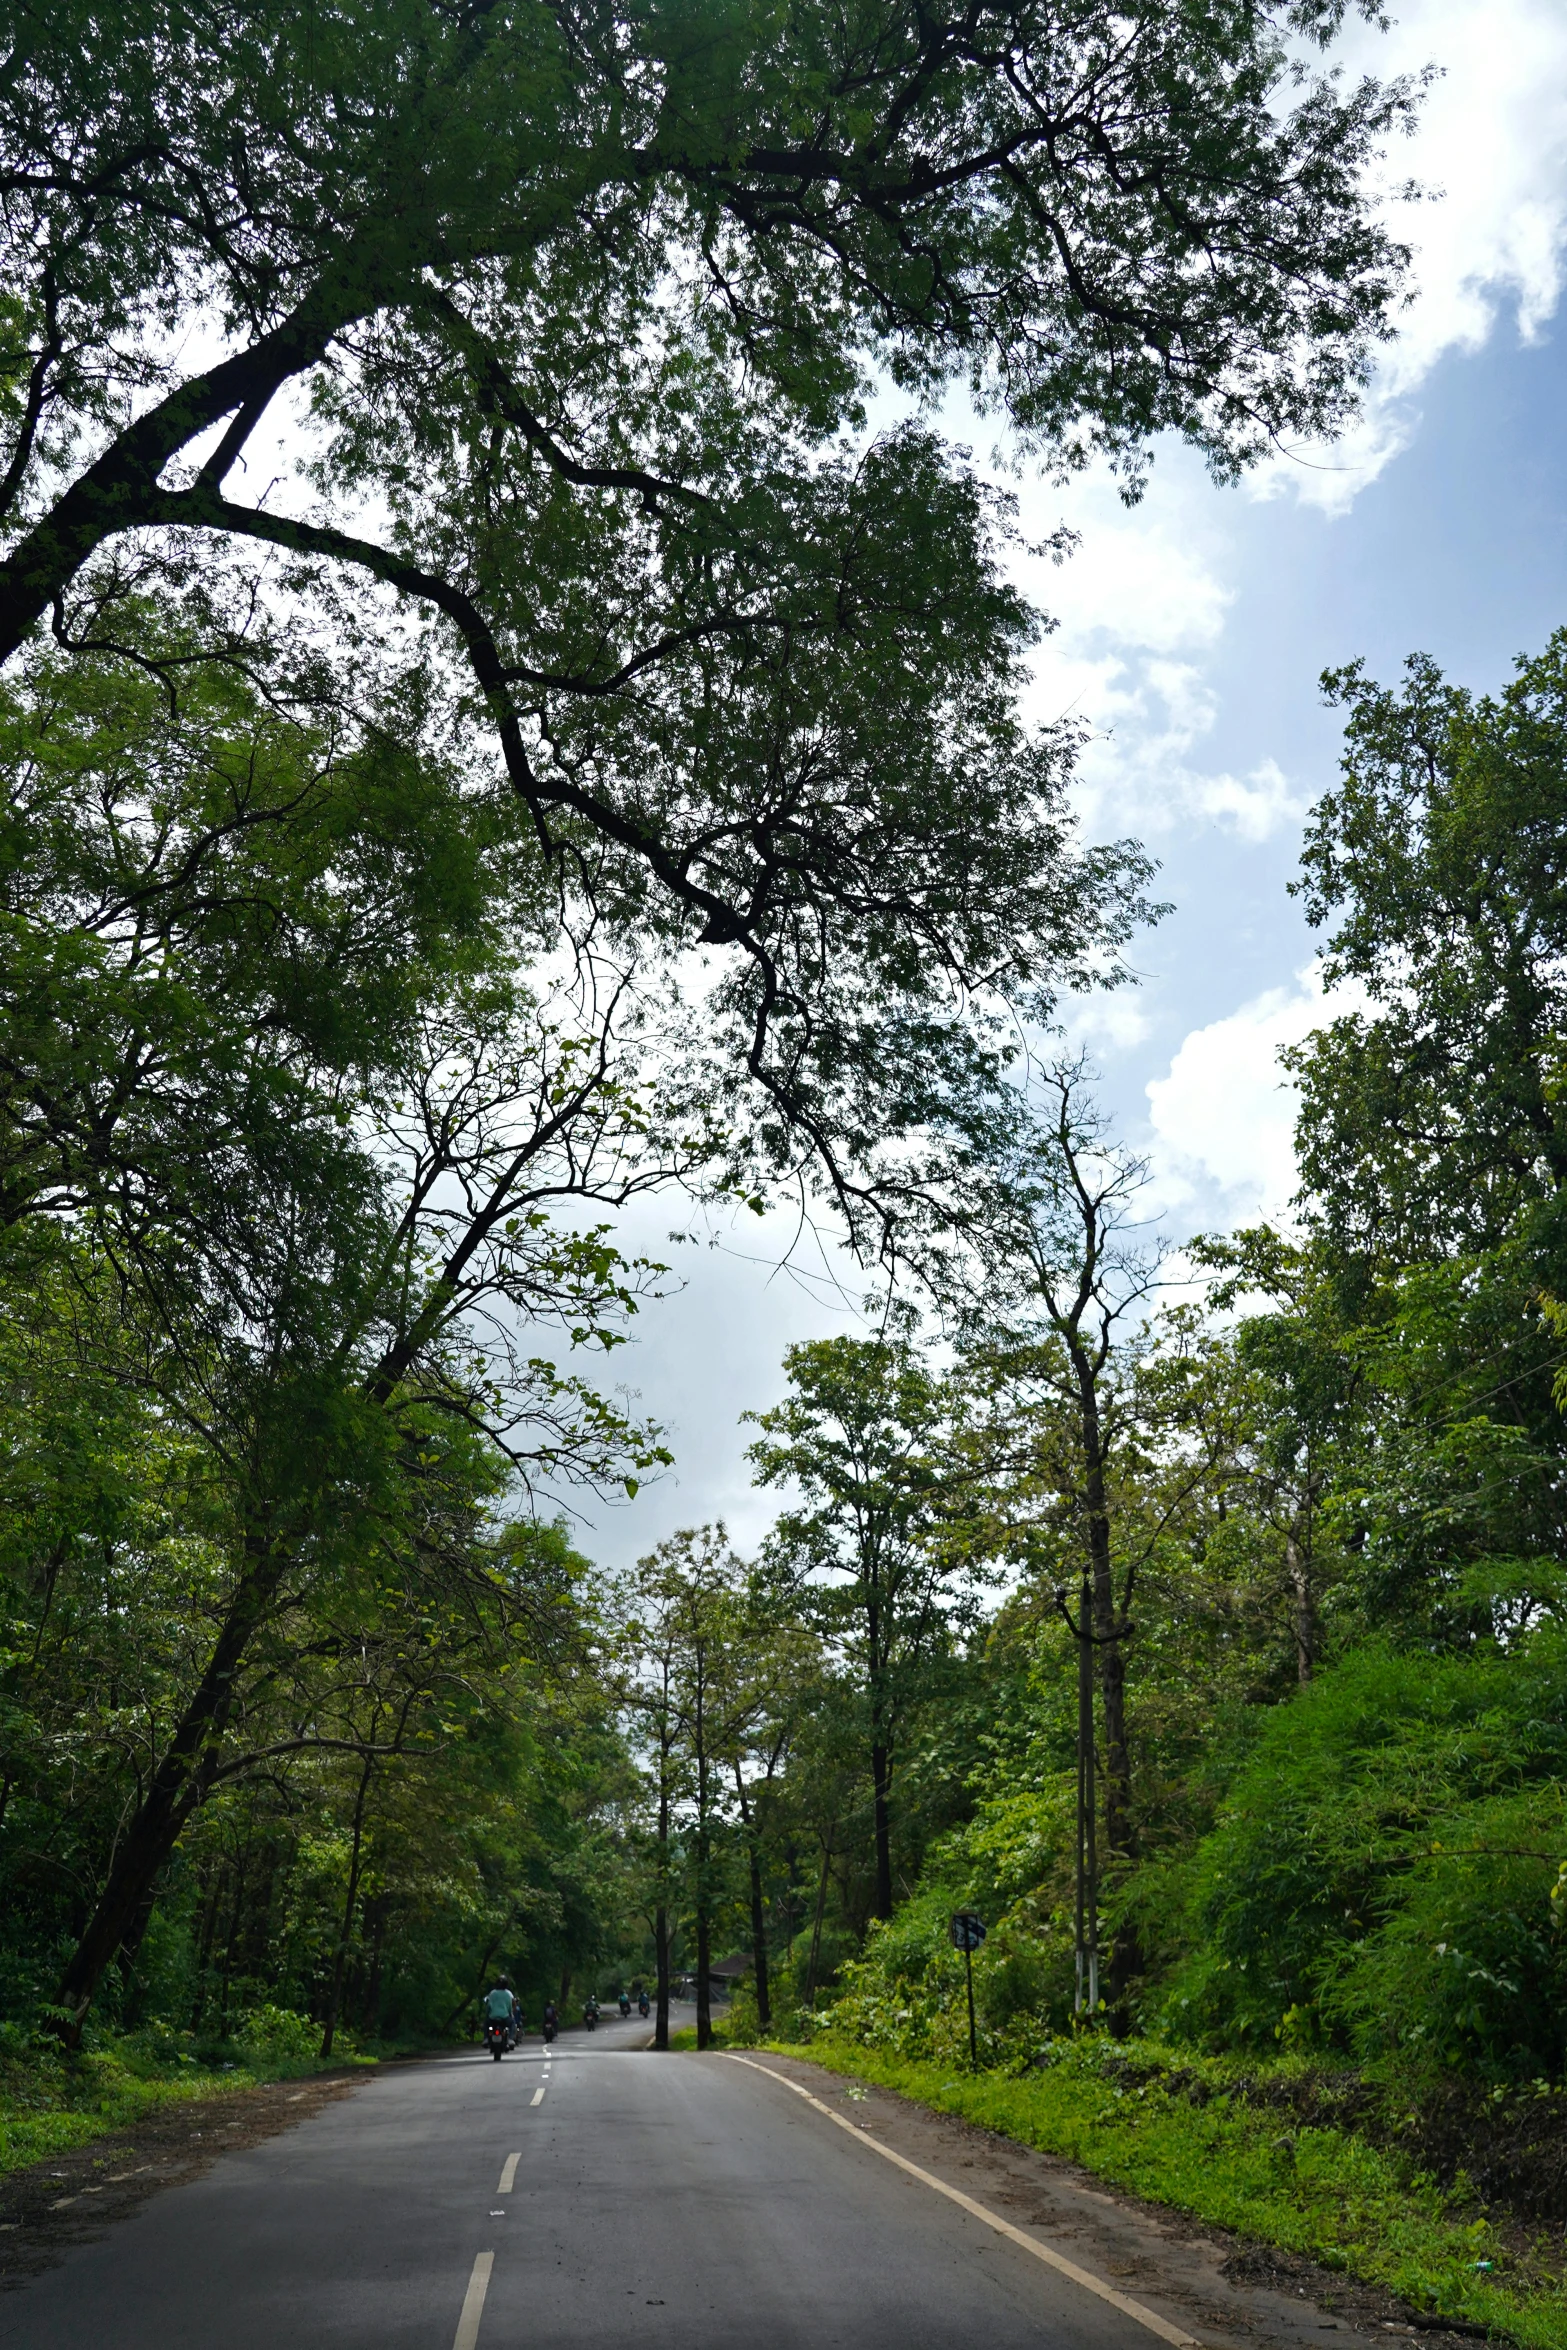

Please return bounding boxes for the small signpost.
[948,1911,986,2070]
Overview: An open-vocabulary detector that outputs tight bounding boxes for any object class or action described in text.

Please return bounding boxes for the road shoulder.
[734,2050,1490,2350]
[0,2071,365,2292]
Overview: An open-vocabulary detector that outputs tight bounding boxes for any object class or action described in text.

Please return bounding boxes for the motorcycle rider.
[483,1975,517,2050]
[618,1989,631,2018]
[583,1992,599,2029]
[637,1987,650,2018]
[542,1998,557,2042]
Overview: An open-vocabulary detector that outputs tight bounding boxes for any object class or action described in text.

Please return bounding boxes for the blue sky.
[573,0,1567,1573]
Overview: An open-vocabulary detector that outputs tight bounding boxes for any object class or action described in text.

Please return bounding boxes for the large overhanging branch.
[0,271,385,663]
[130,481,898,1223]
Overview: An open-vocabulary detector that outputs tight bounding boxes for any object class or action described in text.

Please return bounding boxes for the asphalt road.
[0,2014,1178,2350]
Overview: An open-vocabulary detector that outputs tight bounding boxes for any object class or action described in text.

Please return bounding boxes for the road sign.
[949,1911,986,1952]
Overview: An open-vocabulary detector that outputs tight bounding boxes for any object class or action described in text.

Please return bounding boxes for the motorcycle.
[618,1992,631,2019]
[582,2002,598,2031]
[484,2017,510,2063]
[542,2014,557,2044]
[637,1991,650,2019]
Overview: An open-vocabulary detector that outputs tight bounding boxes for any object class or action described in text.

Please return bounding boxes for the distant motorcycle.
[484,2018,510,2063]
[542,2015,556,2044]
[637,1991,650,2019]
[583,2001,598,2031]
[618,1992,631,2018]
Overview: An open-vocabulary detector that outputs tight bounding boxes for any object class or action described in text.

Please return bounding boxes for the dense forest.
[8,624,1567,2096]
[0,0,1557,2184]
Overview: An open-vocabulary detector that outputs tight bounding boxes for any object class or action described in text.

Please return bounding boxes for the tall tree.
[749,1333,979,1920]
[612,1551,689,2051]
[951,1065,1163,1885]
[28,947,685,2036]
[1291,635,1567,1270]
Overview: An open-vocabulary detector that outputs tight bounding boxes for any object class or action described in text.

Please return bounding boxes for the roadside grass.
[0,2017,373,2179]
[668,2025,731,2051]
[761,2037,1567,2350]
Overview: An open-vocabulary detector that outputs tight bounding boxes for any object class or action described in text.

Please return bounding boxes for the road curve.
[0,2018,1173,2350]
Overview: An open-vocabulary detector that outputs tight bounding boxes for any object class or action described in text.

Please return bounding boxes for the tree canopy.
[0,0,1415,1202]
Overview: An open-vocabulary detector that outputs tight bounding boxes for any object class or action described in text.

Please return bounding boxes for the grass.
[0,2023,372,2179]
[760,2036,1567,2350]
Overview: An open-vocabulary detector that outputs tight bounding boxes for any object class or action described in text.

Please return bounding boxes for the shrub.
[233,2004,323,2065]
[1156,1643,1567,2076]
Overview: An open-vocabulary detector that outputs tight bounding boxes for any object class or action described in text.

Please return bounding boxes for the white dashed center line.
[452,2250,494,2350]
[497,2153,519,2194]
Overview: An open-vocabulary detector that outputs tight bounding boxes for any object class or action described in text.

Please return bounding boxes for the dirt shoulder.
[744,2051,1497,2350]
[0,2070,368,2291]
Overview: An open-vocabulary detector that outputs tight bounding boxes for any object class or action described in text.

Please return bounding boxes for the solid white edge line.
[725,2056,1198,2350]
[452,2250,494,2350]
[498,2153,520,2194]
[531,2085,546,2107]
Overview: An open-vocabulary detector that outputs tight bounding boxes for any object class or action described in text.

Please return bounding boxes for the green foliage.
[1292,634,1567,1270]
[1157,1644,1567,2077]
[0,2025,350,2179]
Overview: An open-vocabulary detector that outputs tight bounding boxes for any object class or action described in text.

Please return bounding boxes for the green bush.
[234,2004,325,2065]
[1155,1643,1567,2076]
[819,1879,1074,2067]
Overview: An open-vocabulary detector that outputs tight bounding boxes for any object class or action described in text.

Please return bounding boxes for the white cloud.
[1145,963,1369,1224]
[1063,986,1155,1054]
[1182,757,1307,845]
[1035,633,1308,843]
[1008,468,1308,843]
[1260,0,1567,511]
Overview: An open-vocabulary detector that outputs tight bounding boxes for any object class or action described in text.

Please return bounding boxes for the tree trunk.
[1286,1528,1314,1683]
[53,1550,278,2040]
[870,1741,893,1920]
[1074,1565,1099,2017]
[654,1900,670,2051]
[320,1752,374,2059]
[694,1741,713,2049]
[695,1897,712,2050]
[735,1768,770,2031]
[654,1761,671,2050]
[804,1829,833,2009]
[1083,1495,1132,1863]
[1072,1344,1140,2020]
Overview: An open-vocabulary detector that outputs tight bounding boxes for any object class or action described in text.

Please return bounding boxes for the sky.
[570,0,1567,1573]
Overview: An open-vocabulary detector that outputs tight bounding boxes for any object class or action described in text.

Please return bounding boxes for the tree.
[729,1599,818,2034]
[0,0,1411,1199]
[1282,631,1567,1633]
[0,628,508,1235]
[748,1330,982,1921]
[614,1526,781,2048]
[611,1548,688,2051]
[1185,1230,1364,1684]
[1291,635,1567,1271]
[953,1067,1163,1873]
[24,940,691,2037]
